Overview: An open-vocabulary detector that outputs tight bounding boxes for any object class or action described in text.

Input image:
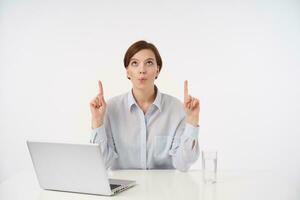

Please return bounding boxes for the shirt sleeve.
[90,114,118,169]
[168,119,200,172]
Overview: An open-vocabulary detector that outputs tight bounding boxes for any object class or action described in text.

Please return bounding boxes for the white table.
[0,168,299,200]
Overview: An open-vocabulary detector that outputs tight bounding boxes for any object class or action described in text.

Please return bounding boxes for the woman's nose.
[139,65,146,74]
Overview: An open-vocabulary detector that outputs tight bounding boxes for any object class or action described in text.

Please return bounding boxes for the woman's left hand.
[183,80,200,127]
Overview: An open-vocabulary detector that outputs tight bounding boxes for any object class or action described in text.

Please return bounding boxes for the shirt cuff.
[183,123,200,139]
[90,125,106,143]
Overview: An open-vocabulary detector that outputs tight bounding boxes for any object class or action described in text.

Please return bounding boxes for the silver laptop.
[27,140,136,196]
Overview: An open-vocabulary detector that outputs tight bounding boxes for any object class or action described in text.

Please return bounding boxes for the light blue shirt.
[90,87,200,171]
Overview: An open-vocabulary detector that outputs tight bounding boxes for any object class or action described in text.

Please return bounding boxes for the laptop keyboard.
[110,184,121,190]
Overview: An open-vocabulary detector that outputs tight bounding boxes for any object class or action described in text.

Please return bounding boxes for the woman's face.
[127,49,160,90]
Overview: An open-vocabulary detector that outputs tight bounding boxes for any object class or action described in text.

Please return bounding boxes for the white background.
[1,0,299,186]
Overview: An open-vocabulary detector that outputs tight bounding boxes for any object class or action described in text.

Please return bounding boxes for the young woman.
[90,40,200,171]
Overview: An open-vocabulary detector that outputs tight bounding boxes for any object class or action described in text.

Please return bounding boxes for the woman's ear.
[155,69,160,79]
[127,70,131,80]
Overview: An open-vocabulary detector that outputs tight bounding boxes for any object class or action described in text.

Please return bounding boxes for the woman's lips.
[138,78,147,83]
[138,78,147,81]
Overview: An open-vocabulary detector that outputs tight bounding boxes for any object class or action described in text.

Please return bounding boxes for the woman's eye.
[131,61,138,66]
[146,61,153,65]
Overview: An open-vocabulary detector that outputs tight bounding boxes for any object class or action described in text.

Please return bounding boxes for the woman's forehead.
[131,49,156,60]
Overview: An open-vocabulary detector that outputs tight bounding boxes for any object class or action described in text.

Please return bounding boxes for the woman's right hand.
[90,81,106,129]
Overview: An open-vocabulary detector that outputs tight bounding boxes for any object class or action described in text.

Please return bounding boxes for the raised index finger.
[184,80,189,100]
[98,80,104,96]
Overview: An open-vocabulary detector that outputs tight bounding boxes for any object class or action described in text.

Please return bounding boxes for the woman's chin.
[134,83,151,90]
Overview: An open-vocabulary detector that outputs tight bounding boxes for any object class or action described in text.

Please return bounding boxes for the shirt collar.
[127,85,162,112]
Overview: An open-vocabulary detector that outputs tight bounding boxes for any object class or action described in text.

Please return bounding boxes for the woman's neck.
[132,85,156,110]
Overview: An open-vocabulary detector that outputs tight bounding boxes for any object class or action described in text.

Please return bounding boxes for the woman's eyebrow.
[145,58,155,61]
[130,58,139,61]
[130,57,155,61]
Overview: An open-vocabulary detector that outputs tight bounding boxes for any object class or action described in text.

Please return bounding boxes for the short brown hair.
[123,40,163,72]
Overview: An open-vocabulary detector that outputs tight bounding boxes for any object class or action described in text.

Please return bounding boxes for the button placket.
[139,109,147,169]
